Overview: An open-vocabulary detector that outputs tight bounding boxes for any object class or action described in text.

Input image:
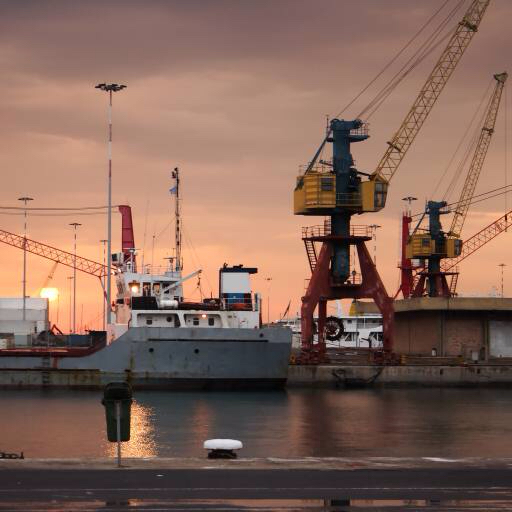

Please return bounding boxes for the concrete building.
[0,298,49,347]
[355,297,512,360]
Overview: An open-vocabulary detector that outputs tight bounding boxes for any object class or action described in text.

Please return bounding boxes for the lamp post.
[69,223,82,333]
[100,239,107,330]
[67,276,73,334]
[402,196,418,215]
[18,196,34,323]
[95,82,126,327]
[499,263,507,298]
[368,224,381,265]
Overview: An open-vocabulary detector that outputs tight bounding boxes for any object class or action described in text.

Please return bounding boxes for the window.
[193,318,199,326]
[153,283,161,294]
[320,177,333,192]
[142,283,151,296]
[374,182,387,208]
[208,317,215,326]
[146,318,153,325]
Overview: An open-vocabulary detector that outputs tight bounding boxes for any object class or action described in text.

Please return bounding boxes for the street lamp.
[69,223,82,333]
[18,196,34,322]
[402,196,418,215]
[95,82,126,328]
[499,263,507,298]
[368,224,381,265]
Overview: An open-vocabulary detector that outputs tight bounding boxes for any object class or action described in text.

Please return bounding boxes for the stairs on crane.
[449,272,459,297]
[304,239,317,273]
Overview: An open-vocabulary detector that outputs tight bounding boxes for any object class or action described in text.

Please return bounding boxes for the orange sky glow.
[0,0,511,332]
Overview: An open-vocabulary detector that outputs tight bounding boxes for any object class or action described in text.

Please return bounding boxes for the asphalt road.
[2,467,512,505]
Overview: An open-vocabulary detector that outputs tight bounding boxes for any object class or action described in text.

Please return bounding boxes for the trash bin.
[101,382,132,442]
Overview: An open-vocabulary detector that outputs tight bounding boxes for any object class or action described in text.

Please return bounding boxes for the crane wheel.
[325,316,344,341]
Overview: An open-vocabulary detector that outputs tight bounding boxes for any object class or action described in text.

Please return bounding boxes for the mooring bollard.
[101,382,132,467]
[204,439,243,459]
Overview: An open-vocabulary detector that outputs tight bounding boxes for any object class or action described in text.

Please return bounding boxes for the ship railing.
[302,223,372,239]
[221,297,255,312]
[140,265,179,276]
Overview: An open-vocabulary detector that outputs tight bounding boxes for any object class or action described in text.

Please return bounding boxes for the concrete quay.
[288,362,512,387]
[1,457,512,510]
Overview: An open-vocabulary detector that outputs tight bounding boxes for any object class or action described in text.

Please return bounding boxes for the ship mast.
[172,167,182,272]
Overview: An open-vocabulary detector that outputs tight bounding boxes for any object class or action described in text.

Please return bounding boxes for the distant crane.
[403,71,507,297]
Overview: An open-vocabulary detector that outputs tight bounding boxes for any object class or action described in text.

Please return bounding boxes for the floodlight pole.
[95,83,126,328]
[70,223,82,333]
[100,239,107,330]
[18,196,33,323]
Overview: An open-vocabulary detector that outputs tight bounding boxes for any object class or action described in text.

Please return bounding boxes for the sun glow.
[40,287,59,302]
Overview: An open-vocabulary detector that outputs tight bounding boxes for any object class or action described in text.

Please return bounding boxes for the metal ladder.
[303,239,317,273]
[41,356,51,386]
[449,271,459,297]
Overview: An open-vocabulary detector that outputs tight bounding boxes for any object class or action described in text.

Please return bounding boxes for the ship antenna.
[172,167,182,272]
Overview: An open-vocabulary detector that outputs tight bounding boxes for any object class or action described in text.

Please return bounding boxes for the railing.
[336,192,362,208]
[346,272,363,285]
[298,162,333,175]
[221,296,255,312]
[350,122,369,138]
[302,223,373,239]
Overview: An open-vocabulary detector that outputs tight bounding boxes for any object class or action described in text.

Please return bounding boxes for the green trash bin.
[102,382,132,442]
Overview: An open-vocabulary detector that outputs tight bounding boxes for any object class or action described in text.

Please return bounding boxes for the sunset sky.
[0,0,511,331]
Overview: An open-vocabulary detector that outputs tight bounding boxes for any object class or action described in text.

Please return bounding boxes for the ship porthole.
[149,347,154,353]
[194,349,199,354]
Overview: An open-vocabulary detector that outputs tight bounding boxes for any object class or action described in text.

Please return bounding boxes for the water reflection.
[105,400,157,458]
[2,388,512,458]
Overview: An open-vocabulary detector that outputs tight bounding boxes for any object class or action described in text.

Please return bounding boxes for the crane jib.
[374,0,491,186]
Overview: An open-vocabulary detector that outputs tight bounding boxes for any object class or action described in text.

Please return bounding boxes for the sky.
[0,0,511,331]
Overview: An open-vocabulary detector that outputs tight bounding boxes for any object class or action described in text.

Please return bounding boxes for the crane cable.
[334,0,455,119]
[443,80,497,202]
[304,0,464,176]
[410,183,512,219]
[430,77,494,199]
[360,0,465,120]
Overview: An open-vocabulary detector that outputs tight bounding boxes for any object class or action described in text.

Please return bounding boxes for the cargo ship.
[0,169,292,389]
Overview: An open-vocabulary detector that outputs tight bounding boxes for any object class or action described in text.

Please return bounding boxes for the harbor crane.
[402,71,507,297]
[293,0,491,361]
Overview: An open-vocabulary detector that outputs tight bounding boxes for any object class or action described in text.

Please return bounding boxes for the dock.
[1,457,512,510]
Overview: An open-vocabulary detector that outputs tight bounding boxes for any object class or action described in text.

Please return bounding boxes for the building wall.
[394,310,512,358]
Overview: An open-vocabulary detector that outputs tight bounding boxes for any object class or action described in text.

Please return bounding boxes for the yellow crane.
[405,71,507,297]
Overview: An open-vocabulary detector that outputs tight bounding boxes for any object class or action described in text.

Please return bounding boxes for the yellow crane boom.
[448,71,508,237]
[373,0,491,186]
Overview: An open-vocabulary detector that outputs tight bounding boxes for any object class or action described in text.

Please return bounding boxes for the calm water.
[2,388,512,458]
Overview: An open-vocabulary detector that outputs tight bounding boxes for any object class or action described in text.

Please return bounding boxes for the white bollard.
[204,439,243,459]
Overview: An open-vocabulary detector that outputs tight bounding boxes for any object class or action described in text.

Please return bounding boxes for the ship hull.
[0,327,292,390]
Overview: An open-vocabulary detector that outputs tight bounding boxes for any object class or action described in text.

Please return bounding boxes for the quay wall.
[288,364,512,387]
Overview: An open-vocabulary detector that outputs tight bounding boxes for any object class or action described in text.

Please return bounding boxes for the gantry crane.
[293,0,491,360]
[405,71,507,297]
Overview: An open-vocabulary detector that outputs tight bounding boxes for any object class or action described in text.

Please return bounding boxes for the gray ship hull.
[0,327,292,390]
